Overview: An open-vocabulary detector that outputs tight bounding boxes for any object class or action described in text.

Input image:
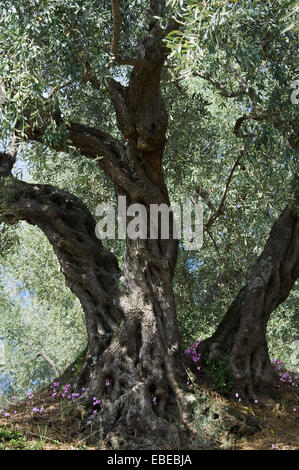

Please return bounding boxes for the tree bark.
[0,9,191,442]
[3,0,297,447]
[0,172,190,447]
[198,203,299,399]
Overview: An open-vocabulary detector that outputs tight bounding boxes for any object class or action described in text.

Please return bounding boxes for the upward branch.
[111,0,121,58]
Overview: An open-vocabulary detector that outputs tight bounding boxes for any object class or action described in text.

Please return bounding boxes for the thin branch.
[195,70,250,98]
[234,115,257,138]
[205,148,244,230]
[206,229,221,258]
[35,351,60,377]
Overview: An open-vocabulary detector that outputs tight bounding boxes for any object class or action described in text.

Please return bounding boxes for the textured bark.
[0,178,123,343]
[198,204,299,399]
[2,0,297,448]
[0,9,192,447]
[0,174,191,447]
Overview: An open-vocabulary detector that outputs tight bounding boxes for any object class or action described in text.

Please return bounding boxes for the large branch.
[0,172,124,340]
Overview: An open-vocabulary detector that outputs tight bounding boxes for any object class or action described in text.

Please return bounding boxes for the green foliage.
[0,426,45,450]
[0,426,26,450]
[206,356,234,395]
[0,223,87,398]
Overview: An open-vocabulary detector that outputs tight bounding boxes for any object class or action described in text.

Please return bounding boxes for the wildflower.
[254,400,258,404]
[153,397,157,405]
[293,408,296,412]
[71,368,75,372]
[4,413,10,417]
[40,407,45,413]
[82,387,87,392]
[272,444,275,450]
[12,396,16,400]
[63,384,70,393]
[105,379,110,387]
[93,410,97,415]
[72,393,80,398]
[32,407,39,413]
[235,393,239,398]
[28,393,34,399]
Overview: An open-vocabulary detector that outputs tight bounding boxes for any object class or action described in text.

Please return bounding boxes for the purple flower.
[4,413,10,417]
[105,379,110,387]
[254,400,258,404]
[153,397,157,405]
[235,393,239,398]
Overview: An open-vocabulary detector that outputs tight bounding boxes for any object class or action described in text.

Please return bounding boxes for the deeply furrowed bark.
[198,204,299,399]
[0,5,194,448]
[0,174,191,447]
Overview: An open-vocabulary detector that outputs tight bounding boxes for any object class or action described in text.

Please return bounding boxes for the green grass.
[0,426,45,450]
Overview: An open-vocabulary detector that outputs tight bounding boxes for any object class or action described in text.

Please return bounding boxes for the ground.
[0,374,298,450]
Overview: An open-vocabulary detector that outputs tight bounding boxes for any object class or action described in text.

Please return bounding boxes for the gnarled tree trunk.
[198,203,299,399]
[1,0,298,449]
[0,7,193,447]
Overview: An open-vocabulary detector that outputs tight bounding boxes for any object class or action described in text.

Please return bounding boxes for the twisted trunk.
[199,204,299,399]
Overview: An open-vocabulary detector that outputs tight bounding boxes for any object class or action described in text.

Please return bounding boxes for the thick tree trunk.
[0,174,190,448]
[0,8,194,448]
[198,204,299,399]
